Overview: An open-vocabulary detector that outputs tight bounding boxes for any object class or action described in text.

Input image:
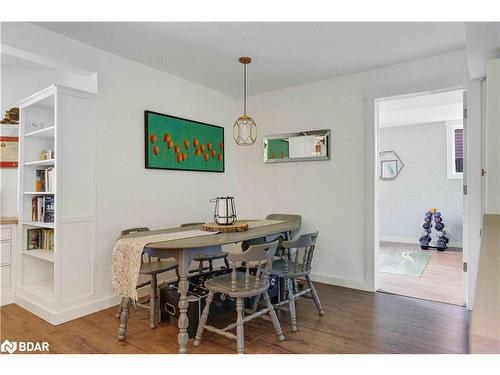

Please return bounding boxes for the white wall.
[234,50,470,290]
[485,58,500,214]
[1,67,60,216]
[379,122,463,246]
[1,23,239,303]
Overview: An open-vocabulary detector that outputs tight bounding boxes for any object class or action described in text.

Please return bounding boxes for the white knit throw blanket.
[112,230,217,301]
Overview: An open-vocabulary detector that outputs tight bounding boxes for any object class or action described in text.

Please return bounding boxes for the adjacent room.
[1,19,499,359]
[376,90,466,306]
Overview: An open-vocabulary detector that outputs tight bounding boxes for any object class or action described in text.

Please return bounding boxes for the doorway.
[375,89,467,306]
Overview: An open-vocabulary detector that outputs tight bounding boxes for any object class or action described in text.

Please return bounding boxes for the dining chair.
[241,214,301,254]
[116,227,180,339]
[266,214,302,240]
[193,240,285,354]
[180,222,230,273]
[268,232,324,332]
[240,214,302,306]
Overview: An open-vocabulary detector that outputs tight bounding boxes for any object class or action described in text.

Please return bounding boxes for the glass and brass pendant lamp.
[233,57,257,145]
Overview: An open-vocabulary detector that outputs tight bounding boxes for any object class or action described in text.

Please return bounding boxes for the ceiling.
[379,89,463,128]
[35,22,466,97]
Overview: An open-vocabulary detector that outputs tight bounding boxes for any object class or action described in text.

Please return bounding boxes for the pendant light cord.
[243,63,247,115]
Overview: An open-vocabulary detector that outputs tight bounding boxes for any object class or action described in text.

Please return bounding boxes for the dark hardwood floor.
[0,283,470,354]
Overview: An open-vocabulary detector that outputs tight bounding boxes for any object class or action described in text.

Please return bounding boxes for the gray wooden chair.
[180,222,230,273]
[116,227,179,339]
[266,214,301,239]
[268,232,324,332]
[241,214,301,255]
[193,240,285,354]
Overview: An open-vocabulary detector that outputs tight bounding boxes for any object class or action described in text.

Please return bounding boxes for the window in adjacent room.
[446,120,464,179]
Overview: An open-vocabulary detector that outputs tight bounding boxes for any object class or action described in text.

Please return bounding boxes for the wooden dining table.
[117,218,300,353]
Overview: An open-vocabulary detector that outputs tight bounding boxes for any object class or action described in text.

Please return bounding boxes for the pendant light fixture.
[233,57,257,146]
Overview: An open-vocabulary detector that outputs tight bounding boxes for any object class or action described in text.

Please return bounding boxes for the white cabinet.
[15,85,97,324]
[1,221,17,305]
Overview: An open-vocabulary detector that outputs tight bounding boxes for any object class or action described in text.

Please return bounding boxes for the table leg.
[118,297,132,341]
[177,251,191,354]
[150,275,158,328]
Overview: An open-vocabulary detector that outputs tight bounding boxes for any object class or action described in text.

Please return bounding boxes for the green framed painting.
[145,110,224,173]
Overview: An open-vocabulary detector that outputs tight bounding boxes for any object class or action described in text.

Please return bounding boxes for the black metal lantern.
[211,196,237,225]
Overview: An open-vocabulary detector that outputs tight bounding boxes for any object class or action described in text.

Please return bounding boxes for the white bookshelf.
[16,85,96,323]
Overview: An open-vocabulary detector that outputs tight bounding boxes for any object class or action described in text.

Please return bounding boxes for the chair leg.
[251,293,260,313]
[209,259,214,272]
[198,260,204,275]
[118,297,132,341]
[236,298,245,354]
[286,277,298,332]
[115,300,123,319]
[150,275,158,329]
[223,256,230,269]
[306,275,324,316]
[263,292,285,342]
[193,291,214,347]
[276,277,282,315]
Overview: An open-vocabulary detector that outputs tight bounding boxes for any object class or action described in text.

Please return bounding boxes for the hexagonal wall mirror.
[379,151,404,181]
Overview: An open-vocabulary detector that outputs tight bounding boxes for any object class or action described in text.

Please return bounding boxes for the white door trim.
[363,72,480,308]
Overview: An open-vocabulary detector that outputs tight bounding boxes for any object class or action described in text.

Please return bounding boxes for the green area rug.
[379,250,433,277]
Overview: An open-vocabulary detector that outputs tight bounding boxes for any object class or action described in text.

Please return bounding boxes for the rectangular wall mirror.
[263,129,330,163]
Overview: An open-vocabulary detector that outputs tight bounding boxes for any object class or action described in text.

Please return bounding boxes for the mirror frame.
[379,150,404,181]
[263,129,331,163]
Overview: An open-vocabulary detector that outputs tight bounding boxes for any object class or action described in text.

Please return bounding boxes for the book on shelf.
[43,229,55,251]
[35,170,44,192]
[43,195,54,222]
[35,167,54,192]
[27,228,42,250]
[26,228,54,251]
[47,167,54,192]
[31,195,54,223]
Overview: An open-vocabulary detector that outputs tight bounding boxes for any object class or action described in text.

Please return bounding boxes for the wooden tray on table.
[202,222,249,233]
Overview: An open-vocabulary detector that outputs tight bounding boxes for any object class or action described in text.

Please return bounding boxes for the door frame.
[363,73,482,308]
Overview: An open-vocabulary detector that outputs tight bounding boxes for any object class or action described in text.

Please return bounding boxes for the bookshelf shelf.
[24,159,55,166]
[23,221,55,229]
[24,192,55,195]
[25,126,55,139]
[22,250,55,263]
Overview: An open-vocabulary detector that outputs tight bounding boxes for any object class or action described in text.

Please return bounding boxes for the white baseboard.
[380,236,463,248]
[310,272,372,292]
[14,293,121,325]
